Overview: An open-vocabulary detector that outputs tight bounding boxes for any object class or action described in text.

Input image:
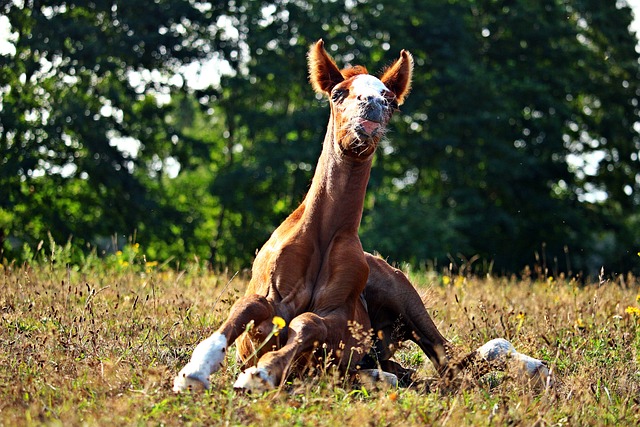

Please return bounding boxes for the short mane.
[341,65,368,78]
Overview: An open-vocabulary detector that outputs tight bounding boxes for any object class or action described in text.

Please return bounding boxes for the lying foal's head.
[308,40,413,158]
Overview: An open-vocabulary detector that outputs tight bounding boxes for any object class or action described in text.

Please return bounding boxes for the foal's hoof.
[173,332,228,393]
[173,370,210,392]
[477,338,553,390]
[357,369,399,388]
[233,367,275,392]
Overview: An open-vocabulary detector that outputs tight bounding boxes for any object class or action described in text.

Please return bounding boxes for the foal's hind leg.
[362,254,454,379]
[173,294,275,392]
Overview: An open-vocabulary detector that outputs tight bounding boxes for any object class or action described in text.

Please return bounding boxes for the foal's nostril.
[363,102,386,123]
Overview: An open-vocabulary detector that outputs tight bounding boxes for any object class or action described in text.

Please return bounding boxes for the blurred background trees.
[1,0,639,276]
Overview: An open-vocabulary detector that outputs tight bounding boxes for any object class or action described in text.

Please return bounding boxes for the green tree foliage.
[1,0,639,275]
[0,0,218,258]
[192,0,639,274]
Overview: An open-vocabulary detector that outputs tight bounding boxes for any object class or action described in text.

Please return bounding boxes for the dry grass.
[1,256,639,426]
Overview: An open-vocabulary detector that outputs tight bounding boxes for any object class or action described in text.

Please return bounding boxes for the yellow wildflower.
[515,311,526,334]
[145,260,158,273]
[442,276,451,286]
[272,316,286,336]
[625,306,640,317]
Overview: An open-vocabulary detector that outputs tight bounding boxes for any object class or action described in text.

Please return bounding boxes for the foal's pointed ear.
[379,50,414,106]
[308,39,344,95]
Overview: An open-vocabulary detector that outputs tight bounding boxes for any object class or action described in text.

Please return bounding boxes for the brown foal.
[174,39,454,393]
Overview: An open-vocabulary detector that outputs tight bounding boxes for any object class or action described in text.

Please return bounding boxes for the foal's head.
[308,39,413,158]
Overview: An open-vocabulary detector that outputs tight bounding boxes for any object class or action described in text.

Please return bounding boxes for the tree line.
[1,0,639,276]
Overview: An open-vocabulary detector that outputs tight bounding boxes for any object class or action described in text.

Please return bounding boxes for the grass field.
[1,247,639,426]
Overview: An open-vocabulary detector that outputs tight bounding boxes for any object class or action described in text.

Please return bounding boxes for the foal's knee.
[288,313,327,337]
[224,294,274,338]
[229,294,271,317]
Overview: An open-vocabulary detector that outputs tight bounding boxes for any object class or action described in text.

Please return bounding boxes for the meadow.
[1,243,639,426]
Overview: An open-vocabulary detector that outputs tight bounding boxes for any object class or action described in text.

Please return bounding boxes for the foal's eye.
[331,88,348,102]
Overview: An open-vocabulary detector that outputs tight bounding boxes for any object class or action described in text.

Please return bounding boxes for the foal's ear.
[308,39,344,95]
[379,50,414,106]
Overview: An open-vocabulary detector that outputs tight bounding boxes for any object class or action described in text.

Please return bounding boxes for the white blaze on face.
[350,74,388,100]
[348,74,390,137]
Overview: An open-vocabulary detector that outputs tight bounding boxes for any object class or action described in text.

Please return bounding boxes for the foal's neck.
[302,115,373,239]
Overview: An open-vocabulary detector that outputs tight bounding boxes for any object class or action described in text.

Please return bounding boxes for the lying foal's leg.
[173,294,275,392]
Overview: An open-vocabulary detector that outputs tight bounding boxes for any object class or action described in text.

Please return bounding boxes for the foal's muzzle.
[361,98,388,124]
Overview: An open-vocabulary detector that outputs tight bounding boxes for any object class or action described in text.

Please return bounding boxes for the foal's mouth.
[355,118,384,137]
[353,99,391,139]
[342,118,386,157]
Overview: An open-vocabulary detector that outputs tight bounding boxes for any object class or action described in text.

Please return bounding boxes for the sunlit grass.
[1,249,639,425]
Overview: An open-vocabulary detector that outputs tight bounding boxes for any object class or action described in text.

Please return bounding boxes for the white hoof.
[233,366,275,392]
[477,338,553,389]
[512,352,553,389]
[357,369,399,388]
[477,338,516,362]
[173,371,210,392]
[173,332,228,393]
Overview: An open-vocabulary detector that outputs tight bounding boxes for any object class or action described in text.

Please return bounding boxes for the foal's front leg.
[233,305,372,392]
[173,294,274,392]
[232,311,329,391]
